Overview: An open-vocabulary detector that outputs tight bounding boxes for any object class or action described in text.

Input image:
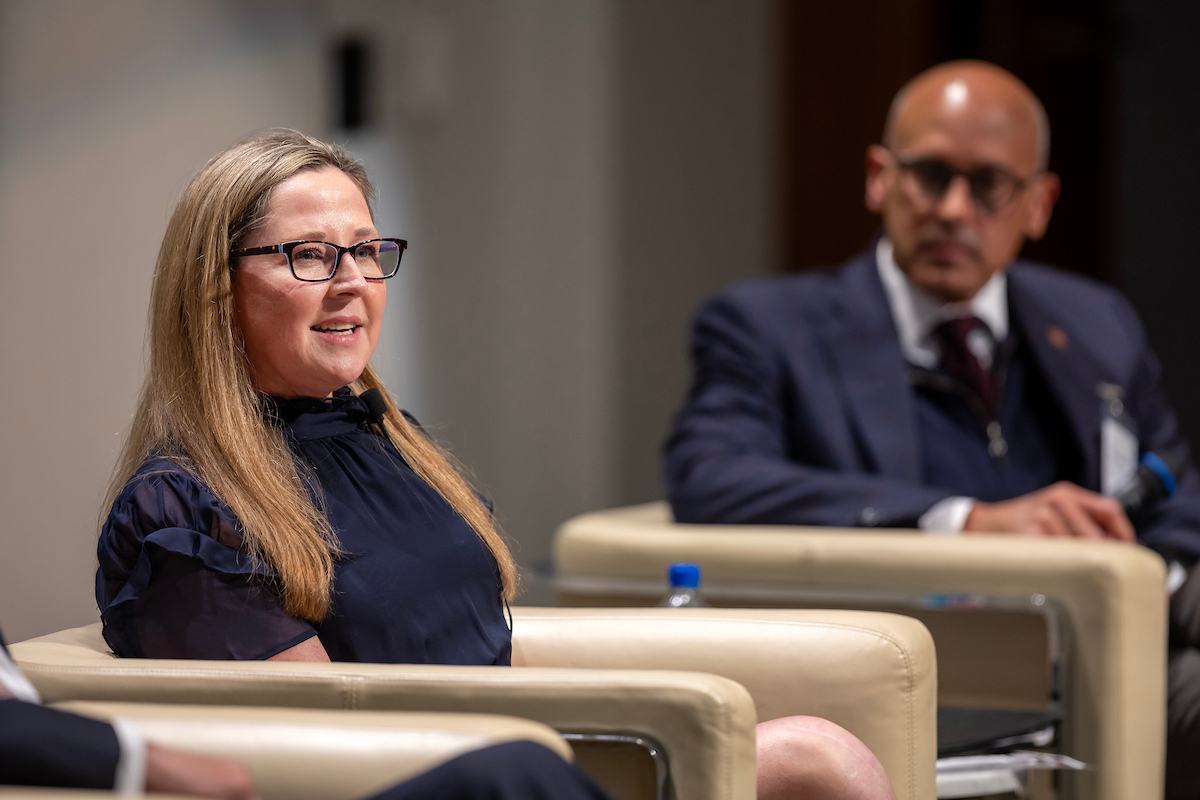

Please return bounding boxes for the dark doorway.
[776,1,1111,280]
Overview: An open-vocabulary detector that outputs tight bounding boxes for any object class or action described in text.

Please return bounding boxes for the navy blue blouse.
[95,389,511,665]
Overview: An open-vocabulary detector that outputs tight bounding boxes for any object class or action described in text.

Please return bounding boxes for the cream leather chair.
[0,794,191,799]
[0,793,191,799]
[3,702,567,800]
[552,502,1169,800]
[13,607,936,800]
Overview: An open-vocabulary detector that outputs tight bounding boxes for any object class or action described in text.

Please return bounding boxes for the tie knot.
[930,315,998,421]
[933,315,986,347]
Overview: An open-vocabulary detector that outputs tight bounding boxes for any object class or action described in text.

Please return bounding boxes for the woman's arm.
[268,636,331,662]
[99,466,322,661]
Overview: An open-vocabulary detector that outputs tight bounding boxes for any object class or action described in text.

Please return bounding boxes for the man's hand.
[145,742,257,800]
[963,482,1136,542]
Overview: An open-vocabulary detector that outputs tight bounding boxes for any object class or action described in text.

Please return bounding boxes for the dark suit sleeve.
[0,699,120,789]
[1112,295,1200,562]
[665,292,951,528]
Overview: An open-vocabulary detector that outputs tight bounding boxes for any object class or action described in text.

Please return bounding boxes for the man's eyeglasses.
[891,153,1032,216]
[229,238,408,282]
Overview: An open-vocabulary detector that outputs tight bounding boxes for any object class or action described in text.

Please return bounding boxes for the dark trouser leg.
[1166,564,1200,800]
[364,741,610,800]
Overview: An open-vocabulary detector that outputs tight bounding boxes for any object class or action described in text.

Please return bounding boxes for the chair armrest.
[13,626,757,800]
[54,701,566,800]
[0,792,193,799]
[512,606,935,800]
[554,501,1168,800]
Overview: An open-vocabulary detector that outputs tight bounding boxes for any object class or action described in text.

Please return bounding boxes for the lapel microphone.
[358,388,389,424]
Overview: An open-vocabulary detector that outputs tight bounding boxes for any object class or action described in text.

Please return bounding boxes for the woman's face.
[233,166,386,398]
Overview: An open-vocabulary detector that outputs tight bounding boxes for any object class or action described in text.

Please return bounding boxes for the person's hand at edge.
[145,742,258,800]
[963,482,1135,542]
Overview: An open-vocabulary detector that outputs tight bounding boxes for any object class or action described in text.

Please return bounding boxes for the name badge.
[1099,382,1138,496]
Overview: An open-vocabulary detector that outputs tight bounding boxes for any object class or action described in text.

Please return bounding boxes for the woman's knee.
[756,716,895,800]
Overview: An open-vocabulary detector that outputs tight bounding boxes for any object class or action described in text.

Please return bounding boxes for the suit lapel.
[1007,267,1103,489]
[820,253,923,481]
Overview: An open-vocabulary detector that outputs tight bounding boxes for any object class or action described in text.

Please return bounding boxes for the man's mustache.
[915,224,981,259]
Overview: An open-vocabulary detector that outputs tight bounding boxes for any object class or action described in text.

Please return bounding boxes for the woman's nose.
[329,251,369,289]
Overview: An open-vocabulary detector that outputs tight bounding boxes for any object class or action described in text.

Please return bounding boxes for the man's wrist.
[110,718,146,795]
[918,497,975,535]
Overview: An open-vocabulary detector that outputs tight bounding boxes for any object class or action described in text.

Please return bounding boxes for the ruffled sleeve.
[95,459,317,660]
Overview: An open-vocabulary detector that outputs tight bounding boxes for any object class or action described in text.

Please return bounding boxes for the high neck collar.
[261,386,373,440]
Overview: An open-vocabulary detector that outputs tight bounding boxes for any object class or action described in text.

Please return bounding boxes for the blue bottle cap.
[668,562,701,589]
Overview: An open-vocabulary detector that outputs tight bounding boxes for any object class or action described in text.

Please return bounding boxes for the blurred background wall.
[0,0,1196,639]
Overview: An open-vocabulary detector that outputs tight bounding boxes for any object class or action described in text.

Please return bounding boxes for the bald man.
[665,61,1200,798]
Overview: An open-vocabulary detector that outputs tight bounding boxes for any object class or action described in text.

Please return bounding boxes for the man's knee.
[452,740,565,775]
[369,741,590,800]
[438,740,578,792]
[1166,648,1200,799]
[1168,648,1200,735]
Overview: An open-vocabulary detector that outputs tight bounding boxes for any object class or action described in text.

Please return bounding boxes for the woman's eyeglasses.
[229,238,407,282]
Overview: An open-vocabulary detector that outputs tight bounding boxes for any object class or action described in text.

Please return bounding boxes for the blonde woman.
[96,130,894,800]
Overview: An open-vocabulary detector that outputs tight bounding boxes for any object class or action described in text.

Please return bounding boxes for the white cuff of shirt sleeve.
[918,496,975,535]
[110,718,147,796]
[1168,560,1189,594]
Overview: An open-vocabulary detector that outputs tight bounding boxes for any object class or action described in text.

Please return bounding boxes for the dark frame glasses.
[891,152,1033,215]
[229,237,408,282]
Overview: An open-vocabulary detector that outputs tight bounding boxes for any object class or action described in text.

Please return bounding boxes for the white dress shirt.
[875,238,1010,533]
[0,640,145,794]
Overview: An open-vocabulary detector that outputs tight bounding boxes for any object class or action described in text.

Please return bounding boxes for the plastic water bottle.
[659,562,706,608]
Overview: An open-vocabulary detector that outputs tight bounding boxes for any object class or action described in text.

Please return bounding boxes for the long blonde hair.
[105,129,517,620]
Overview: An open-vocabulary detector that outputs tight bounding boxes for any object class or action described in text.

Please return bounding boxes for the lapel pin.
[1097,381,1126,418]
[1046,325,1069,351]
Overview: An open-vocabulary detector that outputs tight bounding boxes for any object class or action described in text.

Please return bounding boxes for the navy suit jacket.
[0,630,120,789]
[665,249,1200,562]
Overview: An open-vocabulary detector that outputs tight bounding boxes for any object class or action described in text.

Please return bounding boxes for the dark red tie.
[933,316,997,421]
